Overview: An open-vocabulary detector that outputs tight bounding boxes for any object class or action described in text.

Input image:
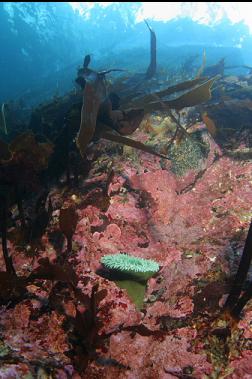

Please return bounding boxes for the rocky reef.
[0,49,252,377]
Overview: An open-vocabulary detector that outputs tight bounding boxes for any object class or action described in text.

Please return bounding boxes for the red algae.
[1,120,252,378]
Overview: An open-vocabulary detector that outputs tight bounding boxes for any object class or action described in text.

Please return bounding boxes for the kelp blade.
[195,49,206,79]
[76,82,102,157]
[0,104,8,135]
[145,75,219,112]
[101,130,169,160]
[125,77,207,109]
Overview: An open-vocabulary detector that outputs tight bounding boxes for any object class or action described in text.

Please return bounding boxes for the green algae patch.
[167,132,209,176]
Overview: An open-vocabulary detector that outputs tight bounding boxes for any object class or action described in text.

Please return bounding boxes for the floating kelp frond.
[83,54,91,69]
[125,77,207,109]
[203,58,225,77]
[77,54,125,89]
[0,104,8,135]
[98,69,126,76]
[76,80,105,158]
[97,97,144,136]
[145,75,219,112]
[153,77,207,99]
[144,20,156,79]
[117,108,145,135]
[196,49,206,79]
[100,130,170,160]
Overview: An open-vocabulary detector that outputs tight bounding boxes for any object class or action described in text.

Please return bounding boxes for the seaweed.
[224,219,252,318]
[76,80,105,158]
[59,201,78,253]
[0,103,8,135]
[75,56,218,159]
[0,192,16,275]
[101,130,169,160]
[145,20,157,79]
[145,75,219,112]
[203,58,225,77]
[125,76,207,108]
[195,49,206,78]
[29,191,52,241]
[167,132,209,176]
[201,112,217,137]
[0,133,53,274]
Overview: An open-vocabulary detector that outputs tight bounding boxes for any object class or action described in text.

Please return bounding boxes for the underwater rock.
[109,330,212,378]
[1,46,252,379]
[227,351,252,378]
[0,302,70,361]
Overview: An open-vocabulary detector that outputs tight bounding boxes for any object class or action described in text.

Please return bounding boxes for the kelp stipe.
[224,219,252,317]
[0,103,8,135]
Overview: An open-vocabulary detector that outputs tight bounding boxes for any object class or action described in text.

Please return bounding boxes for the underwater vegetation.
[74,50,218,163]
[0,104,8,135]
[167,132,210,176]
[0,18,252,379]
[224,220,252,318]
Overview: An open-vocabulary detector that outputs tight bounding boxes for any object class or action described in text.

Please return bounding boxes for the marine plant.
[224,218,252,319]
[74,13,219,162]
[0,132,53,272]
[101,253,159,309]
[76,59,218,158]
[167,132,209,176]
[0,103,8,135]
[59,201,78,253]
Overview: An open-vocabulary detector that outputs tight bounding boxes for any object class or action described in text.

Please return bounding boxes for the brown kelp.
[111,20,157,100]
[75,53,219,159]
[100,129,169,159]
[145,19,157,79]
[203,57,225,77]
[0,190,16,274]
[144,75,219,112]
[59,201,78,253]
[123,76,207,108]
[0,103,8,135]
[224,219,252,318]
[76,80,105,158]
[201,112,217,137]
[0,132,53,273]
[196,49,206,78]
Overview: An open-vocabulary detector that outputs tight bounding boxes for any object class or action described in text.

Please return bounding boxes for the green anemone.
[101,253,159,309]
[101,253,159,281]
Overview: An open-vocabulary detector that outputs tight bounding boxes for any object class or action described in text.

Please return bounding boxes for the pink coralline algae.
[67,128,252,376]
[227,351,252,378]
[1,120,252,378]
[109,330,212,379]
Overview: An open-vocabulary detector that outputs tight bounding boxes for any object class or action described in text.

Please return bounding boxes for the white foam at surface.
[69,2,252,33]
